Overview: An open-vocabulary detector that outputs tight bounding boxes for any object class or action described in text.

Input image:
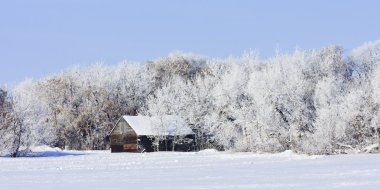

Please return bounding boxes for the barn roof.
[121,115,193,136]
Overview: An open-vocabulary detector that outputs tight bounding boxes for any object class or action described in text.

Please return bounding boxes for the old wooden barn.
[109,115,195,152]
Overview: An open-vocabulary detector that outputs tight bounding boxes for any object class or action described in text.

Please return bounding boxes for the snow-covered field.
[1,148,380,189]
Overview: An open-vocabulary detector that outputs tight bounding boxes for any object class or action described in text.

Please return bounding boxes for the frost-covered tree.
[0,88,27,157]
[3,40,380,155]
[349,40,380,80]
[146,52,208,89]
[12,79,53,150]
[371,65,380,149]
[139,76,192,151]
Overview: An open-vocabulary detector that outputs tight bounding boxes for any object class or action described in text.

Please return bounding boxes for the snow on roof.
[122,115,193,136]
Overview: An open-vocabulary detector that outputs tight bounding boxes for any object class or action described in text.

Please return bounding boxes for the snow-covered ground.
[1,148,380,189]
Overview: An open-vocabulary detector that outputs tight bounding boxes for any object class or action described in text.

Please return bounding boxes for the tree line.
[1,40,380,156]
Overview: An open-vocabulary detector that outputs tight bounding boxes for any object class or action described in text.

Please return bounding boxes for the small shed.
[109,115,195,152]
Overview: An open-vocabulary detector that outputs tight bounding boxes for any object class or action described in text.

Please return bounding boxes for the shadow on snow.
[1,150,88,158]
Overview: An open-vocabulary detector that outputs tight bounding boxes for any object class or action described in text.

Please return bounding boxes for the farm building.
[109,115,195,152]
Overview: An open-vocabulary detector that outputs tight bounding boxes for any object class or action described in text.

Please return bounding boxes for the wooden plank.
[123,143,137,152]
[110,134,124,145]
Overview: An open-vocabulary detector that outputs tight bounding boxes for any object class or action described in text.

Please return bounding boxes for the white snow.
[363,144,379,153]
[1,148,380,189]
[122,115,193,136]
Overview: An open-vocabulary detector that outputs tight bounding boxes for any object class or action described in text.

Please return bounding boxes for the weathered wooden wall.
[110,118,138,152]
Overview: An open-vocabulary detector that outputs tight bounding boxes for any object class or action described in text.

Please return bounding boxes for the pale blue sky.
[1,0,379,85]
